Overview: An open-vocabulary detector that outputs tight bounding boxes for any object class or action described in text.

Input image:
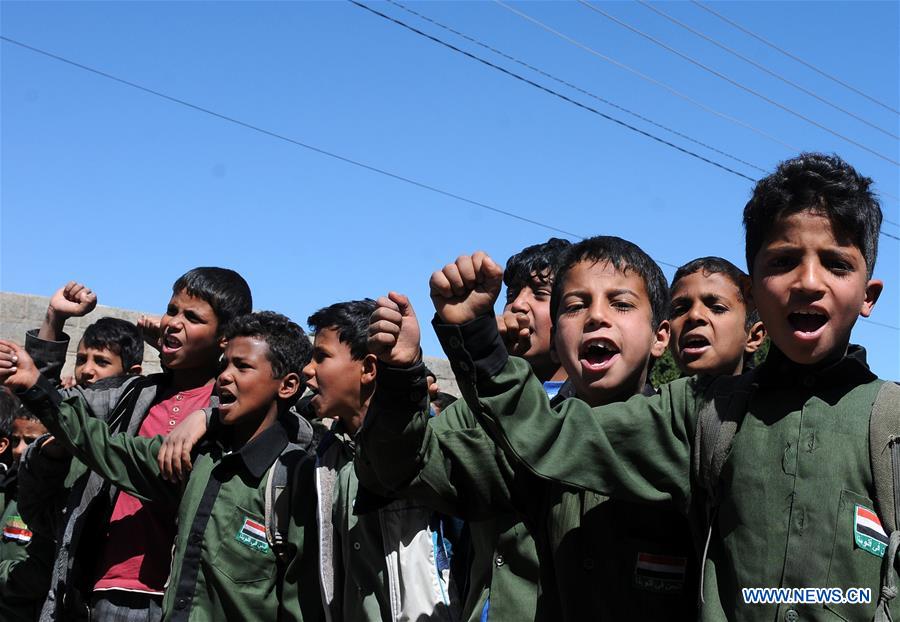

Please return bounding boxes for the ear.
[744,321,767,354]
[650,320,670,358]
[218,336,228,350]
[0,438,9,456]
[360,353,378,387]
[278,372,302,400]
[128,364,143,376]
[859,279,883,318]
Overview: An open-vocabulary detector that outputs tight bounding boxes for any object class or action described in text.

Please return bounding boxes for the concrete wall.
[0,291,459,396]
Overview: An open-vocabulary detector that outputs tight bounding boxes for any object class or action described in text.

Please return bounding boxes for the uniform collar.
[229,419,290,479]
[755,344,876,389]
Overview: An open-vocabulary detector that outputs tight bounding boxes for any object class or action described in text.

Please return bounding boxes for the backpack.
[692,374,900,621]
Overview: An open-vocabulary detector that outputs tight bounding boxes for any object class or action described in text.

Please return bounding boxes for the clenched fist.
[49,282,97,319]
[430,252,503,325]
[368,292,421,367]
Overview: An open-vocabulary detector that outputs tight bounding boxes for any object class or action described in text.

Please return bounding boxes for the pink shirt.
[93,383,214,595]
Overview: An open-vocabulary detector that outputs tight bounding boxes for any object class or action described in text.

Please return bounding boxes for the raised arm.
[428,253,698,512]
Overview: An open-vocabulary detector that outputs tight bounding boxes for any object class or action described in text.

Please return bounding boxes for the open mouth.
[580,340,620,372]
[162,334,183,354]
[788,310,828,335]
[218,389,237,411]
[680,334,711,356]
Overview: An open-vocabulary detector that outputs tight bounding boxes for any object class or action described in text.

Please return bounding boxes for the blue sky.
[2,1,898,379]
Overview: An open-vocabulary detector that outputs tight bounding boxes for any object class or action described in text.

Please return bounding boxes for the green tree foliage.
[649,348,682,388]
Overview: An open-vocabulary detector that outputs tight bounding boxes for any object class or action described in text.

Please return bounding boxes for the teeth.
[795,310,825,316]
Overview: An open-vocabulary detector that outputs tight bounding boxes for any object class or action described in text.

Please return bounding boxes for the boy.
[0,311,322,621]
[304,299,459,621]
[28,281,143,388]
[430,153,891,621]
[13,267,251,621]
[357,237,570,621]
[0,391,54,621]
[363,236,697,620]
[668,257,766,376]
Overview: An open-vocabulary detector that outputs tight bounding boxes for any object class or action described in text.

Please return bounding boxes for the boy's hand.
[497,310,532,356]
[39,436,70,461]
[49,282,97,318]
[60,375,77,389]
[368,292,421,367]
[0,341,39,391]
[137,315,163,352]
[430,252,503,325]
[158,409,208,482]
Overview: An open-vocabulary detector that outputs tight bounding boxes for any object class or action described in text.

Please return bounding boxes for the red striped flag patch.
[854,504,888,558]
[634,552,687,593]
[2,515,32,543]
[235,516,269,553]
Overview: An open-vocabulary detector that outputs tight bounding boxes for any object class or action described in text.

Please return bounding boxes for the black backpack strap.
[692,370,757,604]
[869,381,900,622]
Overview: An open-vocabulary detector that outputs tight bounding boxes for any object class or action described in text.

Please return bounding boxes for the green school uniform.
[0,476,54,622]
[435,314,897,622]
[358,360,696,621]
[17,375,323,622]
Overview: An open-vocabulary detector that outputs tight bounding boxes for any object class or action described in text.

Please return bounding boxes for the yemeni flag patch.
[633,552,687,593]
[235,517,270,553]
[854,504,888,558]
[2,515,32,543]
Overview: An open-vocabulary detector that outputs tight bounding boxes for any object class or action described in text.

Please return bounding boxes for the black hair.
[307,299,377,361]
[80,317,145,369]
[0,387,36,427]
[431,392,458,412]
[550,236,669,329]
[0,388,17,439]
[172,267,252,333]
[504,237,572,303]
[223,311,312,379]
[744,153,882,278]
[670,257,759,328]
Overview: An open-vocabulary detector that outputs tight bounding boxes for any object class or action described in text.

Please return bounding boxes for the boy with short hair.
[432,153,892,620]
[363,236,697,620]
[28,281,143,388]
[0,392,54,621]
[0,311,323,621]
[357,237,569,621]
[304,299,459,621]
[668,257,766,376]
[10,267,251,621]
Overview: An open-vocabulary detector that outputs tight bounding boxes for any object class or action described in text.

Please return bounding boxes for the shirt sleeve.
[25,328,70,388]
[355,360,525,520]
[433,314,699,514]
[15,375,178,506]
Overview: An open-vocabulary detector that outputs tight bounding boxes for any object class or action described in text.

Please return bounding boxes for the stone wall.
[0,291,459,396]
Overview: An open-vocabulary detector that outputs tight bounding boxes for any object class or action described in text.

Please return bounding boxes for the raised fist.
[137,315,163,352]
[497,309,532,356]
[368,292,421,367]
[430,252,503,325]
[0,340,40,392]
[49,282,97,319]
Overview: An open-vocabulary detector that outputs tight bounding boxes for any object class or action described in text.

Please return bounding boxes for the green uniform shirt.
[0,489,54,622]
[359,358,696,621]
[436,314,895,622]
[18,376,323,622]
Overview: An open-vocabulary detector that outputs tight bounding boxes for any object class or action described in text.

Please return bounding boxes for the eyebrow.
[607,288,639,298]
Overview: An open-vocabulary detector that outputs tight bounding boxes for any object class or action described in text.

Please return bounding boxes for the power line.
[637,0,899,141]
[493,0,802,153]
[347,0,758,182]
[577,0,900,167]
[1,36,896,330]
[691,0,900,117]
[386,0,767,174]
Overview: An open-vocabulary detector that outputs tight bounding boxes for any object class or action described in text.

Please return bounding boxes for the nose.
[795,259,827,296]
[302,361,316,383]
[509,290,531,314]
[585,301,612,328]
[686,302,708,325]
[13,439,27,461]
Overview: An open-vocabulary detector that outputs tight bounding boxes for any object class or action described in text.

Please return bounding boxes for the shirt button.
[458,361,470,372]
[175,598,188,610]
[448,337,461,349]
[173,406,181,413]
[353,542,361,551]
[176,394,184,401]
[495,555,504,567]
[784,609,799,622]
[190,533,202,545]
[582,557,595,571]
[169,420,177,426]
